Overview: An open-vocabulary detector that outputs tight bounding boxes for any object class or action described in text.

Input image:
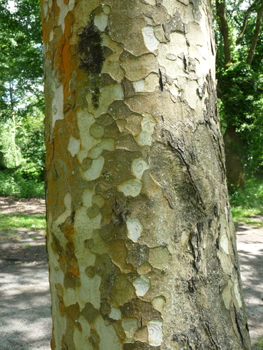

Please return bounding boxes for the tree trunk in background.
[224,126,246,191]
[41,0,251,349]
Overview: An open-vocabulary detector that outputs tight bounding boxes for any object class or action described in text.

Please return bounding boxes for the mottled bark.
[41,0,251,349]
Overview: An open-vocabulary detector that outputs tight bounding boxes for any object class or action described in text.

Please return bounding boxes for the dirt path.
[0,197,262,349]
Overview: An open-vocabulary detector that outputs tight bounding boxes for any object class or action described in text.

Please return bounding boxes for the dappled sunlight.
[236,228,263,348]
[0,263,51,350]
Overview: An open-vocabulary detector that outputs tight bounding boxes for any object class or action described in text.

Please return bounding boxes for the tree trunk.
[41,0,251,349]
[224,126,246,191]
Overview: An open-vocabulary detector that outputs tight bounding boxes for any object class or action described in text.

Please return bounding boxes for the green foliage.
[218,62,263,172]
[215,0,263,175]
[230,176,263,208]
[0,0,45,187]
[253,337,263,350]
[0,169,44,198]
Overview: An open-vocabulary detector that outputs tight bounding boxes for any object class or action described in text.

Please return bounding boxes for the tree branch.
[247,1,263,65]
[236,0,261,45]
[216,0,232,65]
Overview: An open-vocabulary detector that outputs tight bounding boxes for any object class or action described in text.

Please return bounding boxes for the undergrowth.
[229,176,263,225]
[253,337,263,350]
[0,169,45,198]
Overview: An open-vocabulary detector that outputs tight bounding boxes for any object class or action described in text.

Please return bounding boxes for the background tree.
[42,0,251,349]
[215,0,263,190]
[0,0,45,196]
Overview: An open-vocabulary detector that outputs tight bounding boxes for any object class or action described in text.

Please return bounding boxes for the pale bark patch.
[94,12,108,32]
[82,188,94,208]
[52,84,64,127]
[142,26,159,51]
[122,318,138,341]
[74,207,101,238]
[88,138,115,159]
[127,218,143,242]
[81,156,104,181]
[55,193,72,226]
[68,136,80,157]
[148,246,171,270]
[222,280,233,310]
[132,158,149,180]
[57,0,75,32]
[94,315,122,350]
[137,262,152,275]
[64,272,101,309]
[73,315,92,350]
[144,0,156,5]
[109,307,121,320]
[220,228,230,254]
[133,275,150,297]
[121,54,157,82]
[87,84,124,118]
[183,79,198,109]
[102,5,111,15]
[234,278,243,308]
[136,113,156,146]
[117,179,142,197]
[133,73,159,93]
[77,110,99,162]
[148,319,163,346]
[152,296,166,312]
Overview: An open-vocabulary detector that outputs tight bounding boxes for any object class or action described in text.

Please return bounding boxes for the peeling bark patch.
[163,10,186,41]
[122,318,138,340]
[148,319,163,346]
[133,275,150,296]
[127,218,143,242]
[78,17,105,108]
[117,179,142,197]
[148,246,171,270]
[142,26,159,51]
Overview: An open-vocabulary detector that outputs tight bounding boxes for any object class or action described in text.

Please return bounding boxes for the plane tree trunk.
[41,0,251,349]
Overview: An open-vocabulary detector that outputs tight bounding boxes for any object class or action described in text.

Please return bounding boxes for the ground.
[0,197,262,349]
[236,220,263,349]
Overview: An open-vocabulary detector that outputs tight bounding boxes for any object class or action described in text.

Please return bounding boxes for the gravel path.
[0,262,51,350]
[236,222,263,348]
[0,197,262,349]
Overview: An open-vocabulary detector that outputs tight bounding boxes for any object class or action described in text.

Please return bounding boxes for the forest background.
[0,0,263,223]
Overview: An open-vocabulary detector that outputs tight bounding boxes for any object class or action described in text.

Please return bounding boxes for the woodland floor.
[0,197,262,349]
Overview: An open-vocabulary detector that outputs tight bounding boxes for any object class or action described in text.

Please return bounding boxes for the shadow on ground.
[0,262,52,350]
[236,223,263,349]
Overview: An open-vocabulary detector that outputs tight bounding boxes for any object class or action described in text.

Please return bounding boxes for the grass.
[231,207,263,226]
[0,213,46,231]
[229,176,263,225]
[253,337,263,350]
